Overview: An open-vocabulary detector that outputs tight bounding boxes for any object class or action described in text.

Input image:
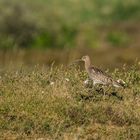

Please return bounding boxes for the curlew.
[80,55,124,88]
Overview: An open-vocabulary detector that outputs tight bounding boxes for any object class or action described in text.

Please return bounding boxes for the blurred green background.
[0,0,140,67]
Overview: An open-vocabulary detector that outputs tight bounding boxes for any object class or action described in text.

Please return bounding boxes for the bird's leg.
[103,86,106,98]
[93,82,101,93]
[103,85,111,99]
[92,81,97,91]
[98,84,104,93]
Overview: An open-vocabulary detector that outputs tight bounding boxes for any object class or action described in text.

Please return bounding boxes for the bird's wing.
[90,66,111,78]
[89,66,113,83]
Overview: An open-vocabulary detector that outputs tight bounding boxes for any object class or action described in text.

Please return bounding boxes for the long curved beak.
[74,59,83,63]
[68,59,83,67]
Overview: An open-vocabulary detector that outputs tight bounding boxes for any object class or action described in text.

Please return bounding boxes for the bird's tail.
[117,79,126,87]
[113,79,125,88]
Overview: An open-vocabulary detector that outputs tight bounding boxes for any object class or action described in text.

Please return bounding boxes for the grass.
[0,62,140,140]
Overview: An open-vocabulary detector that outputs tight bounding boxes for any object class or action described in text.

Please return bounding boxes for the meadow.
[0,59,140,140]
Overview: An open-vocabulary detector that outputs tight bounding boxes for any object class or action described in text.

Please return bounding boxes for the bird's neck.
[85,60,91,71]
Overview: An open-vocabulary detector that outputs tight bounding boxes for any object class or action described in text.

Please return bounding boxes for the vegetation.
[0,63,140,139]
[0,0,140,49]
[0,0,140,139]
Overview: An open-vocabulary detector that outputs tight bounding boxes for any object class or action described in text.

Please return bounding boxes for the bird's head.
[69,55,90,66]
[81,55,90,62]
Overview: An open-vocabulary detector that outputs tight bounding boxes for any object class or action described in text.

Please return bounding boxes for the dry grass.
[0,62,140,140]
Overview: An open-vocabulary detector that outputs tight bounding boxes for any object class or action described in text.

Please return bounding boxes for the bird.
[81,55,124,88]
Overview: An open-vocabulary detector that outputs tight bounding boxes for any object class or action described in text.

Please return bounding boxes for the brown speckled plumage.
[81,55,122,87]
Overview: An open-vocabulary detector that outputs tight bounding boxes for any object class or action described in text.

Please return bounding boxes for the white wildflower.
[50,82,54,85]
[65,78,70,82]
